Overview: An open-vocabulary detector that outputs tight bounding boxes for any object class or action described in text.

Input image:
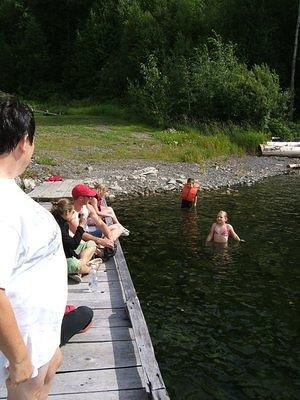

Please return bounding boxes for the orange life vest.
[181,184,199,202]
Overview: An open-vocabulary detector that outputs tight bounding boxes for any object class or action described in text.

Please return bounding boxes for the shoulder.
[226,224,233,231]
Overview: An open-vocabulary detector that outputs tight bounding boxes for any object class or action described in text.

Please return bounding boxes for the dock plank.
[60,341,141,371]
[48,388,148,399]
[82,309,130,328]
[69,326,134,342]
[29,179,80,201]
[50,367,146,395]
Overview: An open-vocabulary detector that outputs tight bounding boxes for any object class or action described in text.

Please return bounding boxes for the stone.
[23,178,36,191]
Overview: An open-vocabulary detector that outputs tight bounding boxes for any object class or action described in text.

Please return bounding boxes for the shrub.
[128,54,170,126]
[128,36,290,127]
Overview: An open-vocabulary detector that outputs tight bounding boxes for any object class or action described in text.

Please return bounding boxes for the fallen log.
[259,142,300,157]
[287,163,300,169]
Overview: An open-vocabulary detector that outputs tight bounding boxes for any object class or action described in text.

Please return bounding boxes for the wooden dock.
[0,181,169,399]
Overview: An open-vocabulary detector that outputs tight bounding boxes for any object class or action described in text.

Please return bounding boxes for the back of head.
[0,98,35,155]
[51,198,73,218]
[93,181,107,194]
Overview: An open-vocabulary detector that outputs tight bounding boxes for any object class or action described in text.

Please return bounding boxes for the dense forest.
[0,0,299,128]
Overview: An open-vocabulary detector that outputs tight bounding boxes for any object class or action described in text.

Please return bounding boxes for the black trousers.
[60,306,93,347]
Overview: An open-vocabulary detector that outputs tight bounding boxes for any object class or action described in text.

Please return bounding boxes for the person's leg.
[6,348,62,400]
[108,224,123,241]
[39,348,63,400]
[60,306,94,346]
[77,240,96,274]
[102,206,121,225]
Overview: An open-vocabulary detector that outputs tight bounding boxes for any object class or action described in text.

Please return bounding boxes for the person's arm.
[193,194,198,207]
[61,223,85,250]
[0,289,33,386]
[228,224,244,242]
[206,223,215,243]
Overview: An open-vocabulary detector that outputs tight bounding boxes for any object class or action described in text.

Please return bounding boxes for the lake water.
[114,174,299,400]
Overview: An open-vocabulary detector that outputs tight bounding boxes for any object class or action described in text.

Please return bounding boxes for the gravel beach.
[24,155,299,198]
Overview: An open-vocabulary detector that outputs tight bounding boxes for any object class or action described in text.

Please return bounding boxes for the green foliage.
[128,54,170,126]
[129,36,290,126]
[35,155,57,166]
[226,127,268,154]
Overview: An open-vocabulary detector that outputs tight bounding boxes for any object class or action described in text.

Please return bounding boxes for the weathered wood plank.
[50,367,146,395]
[0,370,147,399]
[69,326,134,342]
[80,268,119,282]
[67,281,125,309]
[29,179,80,201]
[68,280,122,293]
[60,341,141,371]
[87,309,130,328]
[114,242,170,399]
[48,388,148,399]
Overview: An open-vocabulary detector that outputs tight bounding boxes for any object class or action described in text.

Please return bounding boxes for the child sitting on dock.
[51,198,96,283]
[89,182,129,236]
[181,178,200,209]
[206,210,244,244]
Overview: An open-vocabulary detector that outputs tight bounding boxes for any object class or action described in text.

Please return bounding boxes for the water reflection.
[180,209,199,251]
[115,174,300,400]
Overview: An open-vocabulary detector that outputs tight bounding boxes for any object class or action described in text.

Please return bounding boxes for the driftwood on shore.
[33,108,60,116]
[287,163,300,169]
[259,141,300,158]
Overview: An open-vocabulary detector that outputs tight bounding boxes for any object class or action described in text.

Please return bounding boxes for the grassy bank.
[31,102,297,166]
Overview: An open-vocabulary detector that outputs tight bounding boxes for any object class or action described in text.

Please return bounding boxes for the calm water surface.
[115,174,299,400]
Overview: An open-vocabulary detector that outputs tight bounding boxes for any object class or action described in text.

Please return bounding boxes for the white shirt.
[0,179,67,385]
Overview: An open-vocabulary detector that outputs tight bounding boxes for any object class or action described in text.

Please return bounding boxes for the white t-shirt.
[0,179,67,385]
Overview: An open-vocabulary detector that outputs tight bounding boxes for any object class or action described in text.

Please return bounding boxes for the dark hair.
[51,198,74,218]
[0,98,35,155]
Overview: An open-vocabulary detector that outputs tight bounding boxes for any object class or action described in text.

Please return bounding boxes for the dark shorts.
[181,199,193,209]
[60,306,93,347]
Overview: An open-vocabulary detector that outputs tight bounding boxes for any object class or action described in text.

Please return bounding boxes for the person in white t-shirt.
[0,99,67,399]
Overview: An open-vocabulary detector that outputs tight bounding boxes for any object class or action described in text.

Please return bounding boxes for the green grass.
[31,101,291,164]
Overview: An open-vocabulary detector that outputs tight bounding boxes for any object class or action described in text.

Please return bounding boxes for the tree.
[290,0,300,118]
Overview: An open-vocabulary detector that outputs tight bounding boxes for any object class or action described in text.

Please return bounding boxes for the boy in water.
[181,178,200,209]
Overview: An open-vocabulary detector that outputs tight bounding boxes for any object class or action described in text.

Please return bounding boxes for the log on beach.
[259,142,300,158]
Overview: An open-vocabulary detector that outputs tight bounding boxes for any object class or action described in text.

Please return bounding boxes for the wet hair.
[0,98,35,155]
[218,210,228,219]
[187,178,195,184]
[51,198,74,218]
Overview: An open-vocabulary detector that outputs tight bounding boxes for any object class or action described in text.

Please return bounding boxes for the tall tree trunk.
[290,0,300,119]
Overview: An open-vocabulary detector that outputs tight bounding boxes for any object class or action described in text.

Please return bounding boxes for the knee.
[86,240,96,248]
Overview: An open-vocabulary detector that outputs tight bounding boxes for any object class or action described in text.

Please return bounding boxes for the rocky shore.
[21,155,299,199]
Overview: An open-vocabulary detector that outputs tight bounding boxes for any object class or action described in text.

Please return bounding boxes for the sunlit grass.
[32,101,280,164]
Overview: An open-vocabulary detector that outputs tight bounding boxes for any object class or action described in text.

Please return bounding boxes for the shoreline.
[23,155,299,198]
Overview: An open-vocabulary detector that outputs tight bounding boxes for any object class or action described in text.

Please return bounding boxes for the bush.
[128,54,170,126]
[128,36,290,127]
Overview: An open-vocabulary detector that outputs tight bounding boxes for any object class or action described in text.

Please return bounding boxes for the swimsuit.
[213,224,229,239]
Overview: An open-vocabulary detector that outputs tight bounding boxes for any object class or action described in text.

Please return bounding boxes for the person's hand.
[6,355,33,388]
[98,237,114,248]
[78,213,87,227]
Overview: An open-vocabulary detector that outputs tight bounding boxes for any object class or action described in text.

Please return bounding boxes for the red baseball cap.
[72,184,96,198]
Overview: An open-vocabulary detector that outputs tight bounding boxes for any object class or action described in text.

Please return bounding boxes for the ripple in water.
[115,174,300,400]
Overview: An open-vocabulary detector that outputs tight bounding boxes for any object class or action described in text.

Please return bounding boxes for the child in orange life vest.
[206,210,244,243]
[181,178,200,209]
